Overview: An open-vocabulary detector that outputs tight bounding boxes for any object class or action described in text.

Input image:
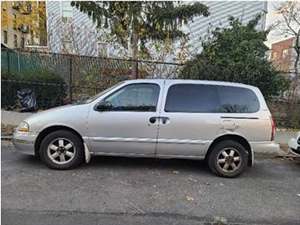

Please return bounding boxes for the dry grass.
[1,123,16,136]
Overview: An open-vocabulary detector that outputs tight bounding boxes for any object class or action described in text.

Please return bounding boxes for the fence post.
[7,50,10,75]
[17,51,21,73]
[136,60,139,79]
[69,56,73,102]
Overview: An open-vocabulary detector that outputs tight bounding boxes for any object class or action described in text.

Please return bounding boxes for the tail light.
[270,116,276,141]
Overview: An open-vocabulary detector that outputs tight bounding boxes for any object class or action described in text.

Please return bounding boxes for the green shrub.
[180,16,290,99]
[1,70,67,110]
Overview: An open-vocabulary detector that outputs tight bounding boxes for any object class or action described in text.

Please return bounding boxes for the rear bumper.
[250,141,280,154]
[12,131,37,155]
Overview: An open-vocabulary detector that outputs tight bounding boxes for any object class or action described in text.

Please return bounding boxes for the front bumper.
[250,141,280,154]
[12,131,37,155]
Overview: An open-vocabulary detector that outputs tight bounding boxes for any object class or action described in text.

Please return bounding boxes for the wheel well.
[205,134,252,166]
[34,125,84,157]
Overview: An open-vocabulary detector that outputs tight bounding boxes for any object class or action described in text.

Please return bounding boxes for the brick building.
[1,1,47,49]
[270,37,296,75]
[270,37,300,97]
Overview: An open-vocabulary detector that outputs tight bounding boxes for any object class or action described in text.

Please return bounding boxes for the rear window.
[217,86,260,113]
[165,84,219,113]
[164,84,259,113]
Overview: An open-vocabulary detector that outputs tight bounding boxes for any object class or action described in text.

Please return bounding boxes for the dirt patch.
[280,143,289,153]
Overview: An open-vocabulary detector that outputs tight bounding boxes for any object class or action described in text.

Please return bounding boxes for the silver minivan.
[13,79,279,177]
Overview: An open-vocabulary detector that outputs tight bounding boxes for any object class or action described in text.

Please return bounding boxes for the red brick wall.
[271,37,295,73]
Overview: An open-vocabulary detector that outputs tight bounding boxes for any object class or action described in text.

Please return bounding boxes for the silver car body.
[13,79,280,164]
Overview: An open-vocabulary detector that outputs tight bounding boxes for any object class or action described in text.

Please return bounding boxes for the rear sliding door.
[156,81,222,157]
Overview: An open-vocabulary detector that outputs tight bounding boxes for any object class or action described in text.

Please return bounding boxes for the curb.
[1,136,13,141]
[254,149,286,158]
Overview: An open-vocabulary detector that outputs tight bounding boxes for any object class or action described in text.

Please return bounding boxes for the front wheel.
[39,130,84,169]
[208,140,248,178]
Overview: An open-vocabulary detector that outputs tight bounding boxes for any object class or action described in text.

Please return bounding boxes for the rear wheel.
[208,140,248,178]
[39,130,84,169]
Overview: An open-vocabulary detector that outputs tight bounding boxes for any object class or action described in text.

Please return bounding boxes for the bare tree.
[276,1,300,102]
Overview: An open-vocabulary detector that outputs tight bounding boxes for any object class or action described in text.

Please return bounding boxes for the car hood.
[23,104,90,133]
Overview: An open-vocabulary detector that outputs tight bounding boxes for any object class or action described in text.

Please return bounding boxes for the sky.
[265,0,284,47]
[265,0,299,48]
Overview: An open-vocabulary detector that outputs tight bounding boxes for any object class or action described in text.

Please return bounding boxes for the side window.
[104,83,160,112]
[217,86,260,113]
[165,84,219,113]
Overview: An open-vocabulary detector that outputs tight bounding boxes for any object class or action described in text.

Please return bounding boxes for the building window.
[282,49,289,59]
[272,52,278,60]
[13,14,17,30]
[21,37,25,48]
[3,30,8,44]
[62,1,73,20]
[26,2,32,13]
[12,2,21,10]
[14,34,18,48]
[30,30,34,44]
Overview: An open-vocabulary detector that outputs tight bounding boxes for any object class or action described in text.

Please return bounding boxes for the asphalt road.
[1,141,300,225]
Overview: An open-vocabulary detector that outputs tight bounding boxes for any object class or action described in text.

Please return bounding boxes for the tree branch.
[282,13,298,35]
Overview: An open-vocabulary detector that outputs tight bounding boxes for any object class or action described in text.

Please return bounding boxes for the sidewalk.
[1,110,298,155]
[1,110,33,126]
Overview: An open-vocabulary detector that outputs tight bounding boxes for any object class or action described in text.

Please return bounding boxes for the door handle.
[149,117,157,124]
[160,117,170,124]
[149,117,170,124]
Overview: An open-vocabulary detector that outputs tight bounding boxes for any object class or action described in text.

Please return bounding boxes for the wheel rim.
[47,138,76,165]
[216,147,242,173]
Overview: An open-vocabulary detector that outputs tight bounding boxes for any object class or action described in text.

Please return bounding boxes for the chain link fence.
[1,48,299,128]
[1,48,183,110]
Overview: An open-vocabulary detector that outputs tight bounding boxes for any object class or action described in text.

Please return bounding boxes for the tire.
[39,130,84,170]
[208,140,248,178]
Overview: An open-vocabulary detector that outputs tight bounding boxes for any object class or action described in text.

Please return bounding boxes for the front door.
[87,81,163,155]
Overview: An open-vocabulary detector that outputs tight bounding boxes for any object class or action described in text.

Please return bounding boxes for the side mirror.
[95,101,113,112]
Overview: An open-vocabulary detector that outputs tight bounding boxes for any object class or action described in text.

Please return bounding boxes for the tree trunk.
[131,31,139,79]
[290,33,300,104]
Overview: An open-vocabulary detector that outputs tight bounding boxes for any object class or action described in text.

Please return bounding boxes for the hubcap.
[47,138,76,165]
[217,147,241,173]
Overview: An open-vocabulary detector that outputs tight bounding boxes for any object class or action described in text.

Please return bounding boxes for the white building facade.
[46,1,99,56]
[185,1,267,54]
[46,1,267,59]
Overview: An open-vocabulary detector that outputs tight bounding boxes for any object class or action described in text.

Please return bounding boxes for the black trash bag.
[17,89,37,112]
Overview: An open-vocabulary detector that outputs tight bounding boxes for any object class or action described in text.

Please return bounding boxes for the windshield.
[75,81,125,104]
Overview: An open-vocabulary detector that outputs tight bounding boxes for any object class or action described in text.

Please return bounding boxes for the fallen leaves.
[186,195,194,201]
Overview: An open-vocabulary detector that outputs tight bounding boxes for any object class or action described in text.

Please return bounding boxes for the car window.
[79,81,125,104]
[164,84,219,113]
[164,83,260,113]
[104,83,160,112]
[217,86,259,113]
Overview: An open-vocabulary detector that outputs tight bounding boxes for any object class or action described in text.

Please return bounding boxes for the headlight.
[17,121,30,132]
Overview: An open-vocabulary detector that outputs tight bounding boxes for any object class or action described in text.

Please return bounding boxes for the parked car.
[288,132,300,156]
[13,79,279,177]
